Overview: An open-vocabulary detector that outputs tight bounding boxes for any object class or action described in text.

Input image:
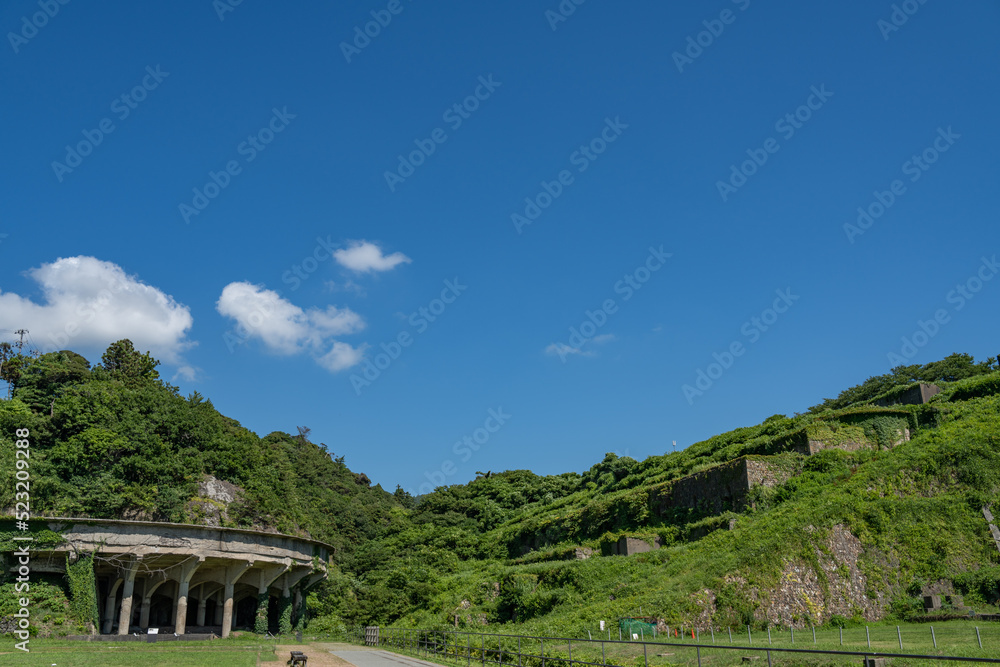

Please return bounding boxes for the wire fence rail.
[349,626,1000,667]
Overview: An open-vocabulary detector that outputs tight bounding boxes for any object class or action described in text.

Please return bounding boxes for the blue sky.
[1,1,998,495]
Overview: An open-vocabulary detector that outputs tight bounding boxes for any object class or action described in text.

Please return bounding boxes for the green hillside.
[2,342,1000,636]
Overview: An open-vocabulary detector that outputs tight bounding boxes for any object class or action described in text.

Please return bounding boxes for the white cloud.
[316,341,366,372]
[216,282,365,372]
[172,365,200,382]
[545,343,594,361]
[0,256,193,362]
[333,241,411,273]
[544,334,615,362]
[324,280,366,297]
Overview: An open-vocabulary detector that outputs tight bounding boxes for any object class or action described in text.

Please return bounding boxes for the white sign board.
[148,628,159,635]
[600,621,605,631]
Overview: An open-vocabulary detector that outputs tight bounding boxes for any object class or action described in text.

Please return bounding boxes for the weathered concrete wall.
[654,457,793,516]
[874,383,940,406]
[48,518,325,564]
[615,536,661,555]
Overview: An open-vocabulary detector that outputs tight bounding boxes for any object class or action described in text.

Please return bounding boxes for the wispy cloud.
[333,241,411,273]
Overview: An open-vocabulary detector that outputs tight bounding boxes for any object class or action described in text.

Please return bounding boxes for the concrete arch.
[12,518,331,637]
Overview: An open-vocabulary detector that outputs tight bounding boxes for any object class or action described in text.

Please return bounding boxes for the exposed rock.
[727,524,888,627]
[575,547,594,560]
[199,475,241,504]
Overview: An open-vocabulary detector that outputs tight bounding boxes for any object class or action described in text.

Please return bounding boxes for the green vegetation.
[2,343,1000,640]
[0,636,278,666]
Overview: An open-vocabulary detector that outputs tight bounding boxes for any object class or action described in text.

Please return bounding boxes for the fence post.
[696,645,701,667]
[791,627,794,644]
[866,626,871,649]
[602,641,606,666]
[977,626,983,649]
[728,627,732,644]
[931,626,937,649]
[711,627,715,644]
[643,640,648,667]
[568,639,572,664]
[812,626,816,644]
[767,650,772,667]
[767,627,771,644]
[897,626,902,650]
[541,637,545,667]
[839,627,842,646]
[748,625,752,645]
[519,636,522,667]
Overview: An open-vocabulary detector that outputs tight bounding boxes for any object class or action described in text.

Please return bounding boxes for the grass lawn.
[0,637,279,666]
[372,620,1000,667]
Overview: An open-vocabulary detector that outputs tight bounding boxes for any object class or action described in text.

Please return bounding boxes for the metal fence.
[349,626,1000,667]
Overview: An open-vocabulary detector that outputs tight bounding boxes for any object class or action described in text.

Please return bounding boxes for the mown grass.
[0,636,279,666]
[374,620,1000,667]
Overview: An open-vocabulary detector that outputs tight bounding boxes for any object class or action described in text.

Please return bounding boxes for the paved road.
[333,649,445,667]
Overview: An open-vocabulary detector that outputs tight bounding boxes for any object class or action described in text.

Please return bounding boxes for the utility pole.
[13,329,28,354]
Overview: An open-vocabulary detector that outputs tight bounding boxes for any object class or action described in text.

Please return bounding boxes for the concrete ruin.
[16,518,329,637]
[874,383,940,406]
[614,536,662,556]
[653,457,794,516]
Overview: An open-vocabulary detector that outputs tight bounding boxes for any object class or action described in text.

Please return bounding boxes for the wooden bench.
[289,651,308,666]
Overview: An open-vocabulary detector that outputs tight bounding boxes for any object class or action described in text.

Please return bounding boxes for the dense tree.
[99,339,160,384]
[809,353,996,412]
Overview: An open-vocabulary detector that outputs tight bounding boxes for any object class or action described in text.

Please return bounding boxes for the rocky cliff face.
[747,524,890,627]
[684,525,892,629]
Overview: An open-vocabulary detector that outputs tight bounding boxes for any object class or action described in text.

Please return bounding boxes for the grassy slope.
[402,382,1000,634]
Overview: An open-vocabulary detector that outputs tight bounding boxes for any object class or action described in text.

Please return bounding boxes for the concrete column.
[214,591,224,625]
[139,598,151,629]
[117,559,141,635]
[222,584,236,634]
[196,597,207,627]
[170,583,178,629]
[102,579,123,634]
[221,561,252,638]
[293,588,303,629]
[139,579,167,631]
[175,581,191,634]
[173,558,203,635]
